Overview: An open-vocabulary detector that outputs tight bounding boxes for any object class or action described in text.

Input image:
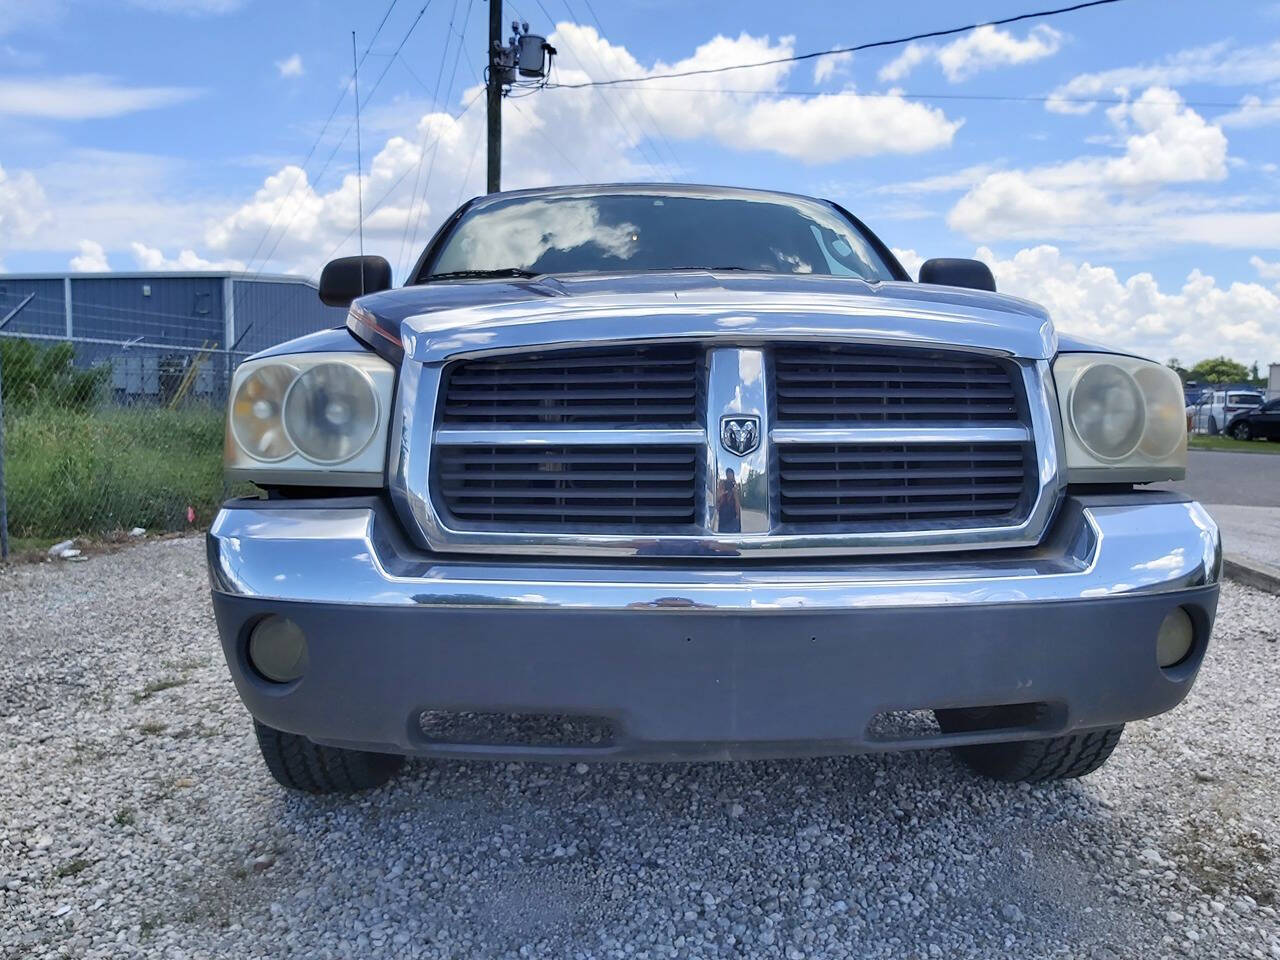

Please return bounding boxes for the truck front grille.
[422,341,1049,554]
[435,444,700,529]
[440,345,701,425]
[773,345,1019,423]
[778,443,1030,525]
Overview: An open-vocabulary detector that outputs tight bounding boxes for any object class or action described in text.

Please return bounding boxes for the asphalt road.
[1155,450,1280,507]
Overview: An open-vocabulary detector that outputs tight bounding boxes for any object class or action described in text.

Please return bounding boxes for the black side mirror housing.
[919,258,996,293]
[318,255,393,307]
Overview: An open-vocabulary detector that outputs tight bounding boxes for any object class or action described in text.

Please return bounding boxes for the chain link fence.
[0,275,344,559]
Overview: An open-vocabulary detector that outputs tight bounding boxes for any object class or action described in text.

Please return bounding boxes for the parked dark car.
[1226,398,1280,440]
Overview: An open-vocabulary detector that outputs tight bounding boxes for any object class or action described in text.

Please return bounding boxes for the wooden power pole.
[486,0,503,193]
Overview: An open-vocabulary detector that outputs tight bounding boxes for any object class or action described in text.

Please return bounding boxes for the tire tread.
[253,720,403,794]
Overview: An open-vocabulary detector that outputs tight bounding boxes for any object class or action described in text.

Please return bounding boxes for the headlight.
[1053,353,1186,482]
[225,352,394,486]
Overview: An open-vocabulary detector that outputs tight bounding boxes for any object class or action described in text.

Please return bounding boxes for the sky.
[1,0,1279,368]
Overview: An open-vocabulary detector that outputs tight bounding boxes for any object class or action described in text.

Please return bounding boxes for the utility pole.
[486,0,503,194]
[486,2,554,194]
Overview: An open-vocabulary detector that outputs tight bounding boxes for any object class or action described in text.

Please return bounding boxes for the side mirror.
[318,255,393,307]
[919,258,996,292]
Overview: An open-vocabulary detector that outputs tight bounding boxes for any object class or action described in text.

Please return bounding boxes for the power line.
[602,86,1258,112]
[249,1,436,278]
[545,0,1127,90]
[237,0,401,278]
[398,0,473,277]
[577,0,684,175]
[535,0,675,179]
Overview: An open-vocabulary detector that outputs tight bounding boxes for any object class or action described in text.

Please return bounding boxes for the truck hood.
[351,271,1061,362]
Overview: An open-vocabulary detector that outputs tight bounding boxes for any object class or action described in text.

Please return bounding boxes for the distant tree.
[1165,358,1188,381]
[1186,356,1250,384]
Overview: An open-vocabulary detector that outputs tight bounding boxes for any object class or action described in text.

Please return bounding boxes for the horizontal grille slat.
[778,443,1033,526]
[442,345,701,425]
[773,345,1020,424]
[435,444,699,530]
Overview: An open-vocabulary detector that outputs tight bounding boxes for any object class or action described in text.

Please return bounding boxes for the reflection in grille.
[441,345,701,425]
[773,345,1019,422]
[436,445,699,528]
[778,443,1031,527]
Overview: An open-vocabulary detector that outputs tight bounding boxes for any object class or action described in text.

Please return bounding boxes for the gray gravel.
[2,537,1278,959]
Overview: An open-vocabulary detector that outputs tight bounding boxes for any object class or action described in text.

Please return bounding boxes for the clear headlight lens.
[1053,353,1186,482]
[230,364,296,461]
[283,363,379,463]
[225,352,394,485]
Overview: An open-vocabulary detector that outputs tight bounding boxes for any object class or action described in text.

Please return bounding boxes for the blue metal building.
[0,271,347,402]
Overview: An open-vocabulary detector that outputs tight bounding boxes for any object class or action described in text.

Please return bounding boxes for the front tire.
[1231,422,1252,441]
[935,707,1123,782]
[253,720,404,794]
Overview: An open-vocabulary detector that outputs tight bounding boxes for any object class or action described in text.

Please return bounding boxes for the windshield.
[423,192,895,282]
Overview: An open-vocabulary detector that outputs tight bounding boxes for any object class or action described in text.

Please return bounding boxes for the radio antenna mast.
[351,30,366,292]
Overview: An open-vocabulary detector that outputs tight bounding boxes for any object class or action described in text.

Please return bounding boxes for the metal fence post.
[0,349,8,560]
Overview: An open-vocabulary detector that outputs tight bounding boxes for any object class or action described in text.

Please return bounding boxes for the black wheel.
[1231,422,1251,441]
[1207,416,1219,436]
[935,707,1123,782]
[253,719,404,794]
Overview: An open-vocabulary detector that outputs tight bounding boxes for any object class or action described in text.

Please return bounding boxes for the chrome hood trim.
[398,285,1058,362]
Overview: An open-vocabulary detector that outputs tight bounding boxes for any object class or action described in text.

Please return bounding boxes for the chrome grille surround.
[389,288,1066,558]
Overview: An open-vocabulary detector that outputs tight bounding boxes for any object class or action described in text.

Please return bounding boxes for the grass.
[139,720,167,736]
[54,858,92,879]
[2,403,228,542]
[1189,434,1280,454]
[113,806,136,827]
[132,677,189,703]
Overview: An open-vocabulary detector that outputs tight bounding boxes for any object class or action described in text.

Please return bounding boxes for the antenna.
[351,30,366,293]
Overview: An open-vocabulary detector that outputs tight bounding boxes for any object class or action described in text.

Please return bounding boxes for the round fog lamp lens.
[1070,363,1145,461]
[248,615,309,683]
[1156,607,1194,668]
[283,362,378,464]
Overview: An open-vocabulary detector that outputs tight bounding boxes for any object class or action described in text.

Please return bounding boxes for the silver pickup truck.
[206,184,1221,794]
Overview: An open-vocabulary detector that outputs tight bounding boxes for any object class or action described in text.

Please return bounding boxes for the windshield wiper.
[426,268,539,281]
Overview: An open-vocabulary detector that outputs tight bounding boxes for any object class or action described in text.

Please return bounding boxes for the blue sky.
[1,0,1279,365]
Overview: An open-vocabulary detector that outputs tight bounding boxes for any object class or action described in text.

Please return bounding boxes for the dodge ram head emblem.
[720,416,761,456]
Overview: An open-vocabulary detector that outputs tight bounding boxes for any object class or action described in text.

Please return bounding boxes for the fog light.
[1156,607,1194,668]
[248,616,309,683]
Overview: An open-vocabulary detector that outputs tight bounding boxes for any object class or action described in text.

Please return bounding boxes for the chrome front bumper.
[206,494,1221,761]
[208,495,1220,612]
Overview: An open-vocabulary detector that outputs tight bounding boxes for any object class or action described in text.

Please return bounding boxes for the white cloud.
[936,25,1063,82]
[129,242,245,271]
[890,247,923,280]
[0,163,50,242]
[977,245,1280,366]
[812,50,852,84]
[877,25,1062,83]
[948,88,1230,246]
[878,44,930,84]
[276,53,304,79]
[1250,255,1280,282]
[206,24,961,276]
[1218,95,1280,129]
[0,74,200,119]
[1047,40,1280,114]
[876,163,1000,195]
[69,239,109,271]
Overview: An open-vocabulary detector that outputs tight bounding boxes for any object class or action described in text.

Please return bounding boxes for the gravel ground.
[2,537,1278,959]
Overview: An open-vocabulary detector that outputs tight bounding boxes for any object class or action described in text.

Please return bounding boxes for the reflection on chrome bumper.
[207,495,1221,611]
